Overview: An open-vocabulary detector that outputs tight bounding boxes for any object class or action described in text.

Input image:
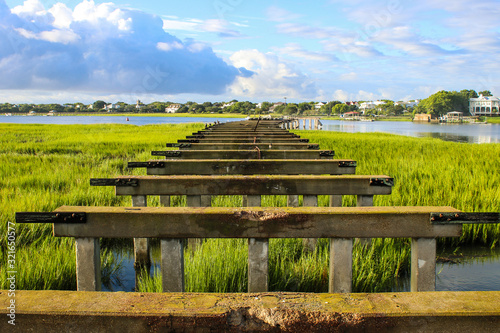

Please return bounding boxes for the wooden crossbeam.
[128,159,352,175]
[166,143,319,150]
[88,175,392,196]
[48,206,462,238]
[178,138,309,143]
[149,150,335,159]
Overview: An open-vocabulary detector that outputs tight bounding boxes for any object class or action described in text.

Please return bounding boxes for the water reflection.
[321,120,500,143]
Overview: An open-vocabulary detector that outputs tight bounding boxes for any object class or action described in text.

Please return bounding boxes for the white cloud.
[339,72,357,81]
[0,0,243,96]
[266,6,301,22]
[228,49,317,99]
[276,43,337,62]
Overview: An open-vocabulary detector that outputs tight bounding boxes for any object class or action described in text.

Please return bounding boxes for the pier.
[8,119,500,332]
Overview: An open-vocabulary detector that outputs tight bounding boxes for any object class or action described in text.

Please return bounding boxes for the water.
[0,115,237,126]
[1,115,500,143]
[320,120,500,143]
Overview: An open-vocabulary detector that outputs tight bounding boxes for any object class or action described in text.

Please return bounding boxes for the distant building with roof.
[469,95,500,116]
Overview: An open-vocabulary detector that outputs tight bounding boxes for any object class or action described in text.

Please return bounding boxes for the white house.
[359,100,385,110]
[105,103,121,111]
[165,104,181,113]
[315,102,326,110]
[469,95,500,116]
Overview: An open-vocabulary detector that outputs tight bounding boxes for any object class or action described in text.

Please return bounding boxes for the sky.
[1,0,500,104]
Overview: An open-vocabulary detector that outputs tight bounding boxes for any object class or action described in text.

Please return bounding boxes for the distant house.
[269,102,285,112]
[135,100,145,109]
[105,103,121,111]
[165,104,181,113]
[414,113,433,122]
[315,102,326,110]
[359,101,385,111]
[395,100,420,108]
[345,101,358,106]
[469,94,500,116]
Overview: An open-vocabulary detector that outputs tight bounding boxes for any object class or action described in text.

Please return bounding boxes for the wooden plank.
[167,143,319,150]
[150,150,334,159]
[138,159,346,176]
[52,206,462,239]
[186,134,301,139]
[112,175,390,196]
[430,212,499,224]
[178,138,309,143]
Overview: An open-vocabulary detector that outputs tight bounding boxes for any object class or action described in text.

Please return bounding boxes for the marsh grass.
[1,124,498,292]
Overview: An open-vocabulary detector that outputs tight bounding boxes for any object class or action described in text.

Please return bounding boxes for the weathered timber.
[149,150,334,159]
[16,212,86,224]
[166,143,319,150]
[127,159,353,175]
[430,212,500,224]
[178,138,309,143]
[106,175,392,196]
[186,134,301,139]
[51,206,462,239]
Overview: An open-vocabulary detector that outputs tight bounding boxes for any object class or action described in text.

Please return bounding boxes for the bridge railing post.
[75,237,101,291]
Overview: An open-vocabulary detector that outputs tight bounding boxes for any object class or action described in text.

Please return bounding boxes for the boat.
[126,117,129,121]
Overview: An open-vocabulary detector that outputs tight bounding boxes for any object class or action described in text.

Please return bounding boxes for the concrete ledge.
[1,290,499,332]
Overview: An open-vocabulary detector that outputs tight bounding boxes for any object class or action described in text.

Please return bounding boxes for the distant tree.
[283,103,298,115]
[298,102,312,114]
[319,101,341,115]
[176,105,189,113]
[416,90,470,116]
[478,90,493,97]
[332,103,349,115]
[93,100,106,110]
[460,89,478,99]
[261,102,272,112]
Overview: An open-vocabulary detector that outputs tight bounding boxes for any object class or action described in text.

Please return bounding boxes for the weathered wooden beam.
[178,138,310,143]
[16,212,86,224]
[186,134,301,139]
[430,212,500,224]
[127,159,352,175]
[107,175,392,196]
[149,150,335,160]
[166,143,320,150]
[51,206,462,239]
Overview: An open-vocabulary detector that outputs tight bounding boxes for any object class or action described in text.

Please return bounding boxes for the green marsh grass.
[1,124,498,293]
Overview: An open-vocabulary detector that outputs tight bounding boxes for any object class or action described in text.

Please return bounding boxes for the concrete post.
[411,238,436,292]
[356,195,373,246]
[246,195,268,292]
[303,195,318,251]
[187,195,206,251]
[329,238,353,293]
[75,237,101,291]
[161,239,185,292]
[132,196,150,276]
[330,195,342,207]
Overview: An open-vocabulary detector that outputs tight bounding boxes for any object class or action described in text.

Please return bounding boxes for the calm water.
[1,115,500,143]
[320,120,500,143]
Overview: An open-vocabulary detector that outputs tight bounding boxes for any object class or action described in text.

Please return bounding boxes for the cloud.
[266,6,302,22]
[228,49,317,99]
[0,0,244,95]
[276,43,337,62]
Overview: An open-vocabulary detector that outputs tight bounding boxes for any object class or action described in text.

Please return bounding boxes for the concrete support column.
[132,195,150,290]
[75,237,101,291]
[161,239,185,292]
[287,195,299,207]
[303,195,318,252]
[356,195,373,246]
[329,195,342,207]
[245,195,268,292]
[411,238,436,292]
[187,195,208,250]
[329,238,353,293]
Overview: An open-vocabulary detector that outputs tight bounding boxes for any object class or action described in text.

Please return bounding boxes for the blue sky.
[1,0,500,104]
